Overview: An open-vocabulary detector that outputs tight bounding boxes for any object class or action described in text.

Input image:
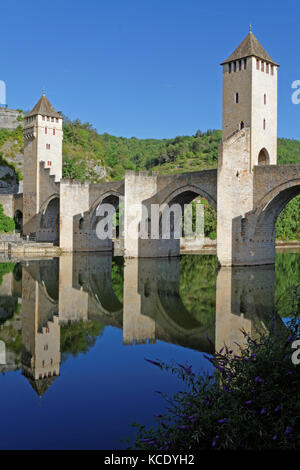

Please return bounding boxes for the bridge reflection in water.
[0,254,282,397]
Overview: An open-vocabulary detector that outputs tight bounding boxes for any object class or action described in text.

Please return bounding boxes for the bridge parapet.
[253,164,300,211]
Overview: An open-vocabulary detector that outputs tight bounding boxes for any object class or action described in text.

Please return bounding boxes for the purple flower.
[145,358,162,368]
[177,363,195,376]
[178,425,190,430]
[284,426,293,435]
[212,435,220,447]
[272,435,277,441]
[254,376,264,383]
[188,414,198,423]
[218,418,228,424]
[203,354,213,362]
[285,335,294,345]
[260,408,266,415]
[206,333,213,345]
[245,400,252,405]
[274,405,281,413]
[219,347,225,354]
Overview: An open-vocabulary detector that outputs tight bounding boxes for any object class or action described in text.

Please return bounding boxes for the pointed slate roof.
[221,32,279,66]
[26,94,62,118]
[26,375,58,397]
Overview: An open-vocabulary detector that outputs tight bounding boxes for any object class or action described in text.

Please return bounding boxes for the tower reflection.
[0,253,283,396]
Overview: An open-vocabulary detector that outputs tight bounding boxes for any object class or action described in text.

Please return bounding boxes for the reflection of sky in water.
[0,251,298,449]
[0,327,213,450]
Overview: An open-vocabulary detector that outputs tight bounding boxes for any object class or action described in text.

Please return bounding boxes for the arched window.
[235,92,239,104]
[258,148,270,165]
[79,217,84,230]
[14,210,23,233]
[263,119,266,130]
[240,121,245,130]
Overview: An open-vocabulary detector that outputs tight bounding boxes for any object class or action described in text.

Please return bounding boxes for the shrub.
[132,312,300,450]
[0,204,15,233]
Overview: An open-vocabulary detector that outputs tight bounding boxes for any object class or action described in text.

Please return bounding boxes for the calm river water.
[0,251,299,449]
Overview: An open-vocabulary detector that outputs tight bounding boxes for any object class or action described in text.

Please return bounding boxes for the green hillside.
[0,120,299,240]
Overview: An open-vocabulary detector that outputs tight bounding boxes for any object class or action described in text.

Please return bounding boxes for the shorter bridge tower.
[23,92,63,236]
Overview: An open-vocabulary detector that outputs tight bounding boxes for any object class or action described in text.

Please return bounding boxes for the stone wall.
[0,194,14,218]
[0,108,23,130]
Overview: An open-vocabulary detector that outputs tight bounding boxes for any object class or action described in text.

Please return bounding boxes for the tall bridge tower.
[217,30,279,265]
[221,28,279,167]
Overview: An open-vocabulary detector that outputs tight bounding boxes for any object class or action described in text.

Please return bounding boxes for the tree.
[0,204,15,233]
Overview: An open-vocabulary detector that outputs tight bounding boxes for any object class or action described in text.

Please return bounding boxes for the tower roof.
[26,94,61,119]
[221,32,279,66]
[26,375,58,397]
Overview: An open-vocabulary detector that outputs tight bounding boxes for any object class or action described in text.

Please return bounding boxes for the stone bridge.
[228,163,300,266]
[14,127,300,266]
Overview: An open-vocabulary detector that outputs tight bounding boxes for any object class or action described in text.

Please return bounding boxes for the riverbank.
[0,236,299,258]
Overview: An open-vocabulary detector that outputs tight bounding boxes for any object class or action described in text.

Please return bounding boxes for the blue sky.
[1,0,300,139]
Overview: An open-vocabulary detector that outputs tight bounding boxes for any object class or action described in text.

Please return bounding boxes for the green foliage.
[62,155,86,181]
[278,138,300,165]
[179,255,217,324]
[132,314,300,450]
[0,262,14,286]
[0,126,23,149]
[60,319,104,357]
[111,256,124,302]
[275,252,300,317]
[0,204,15,233]
[276,196,300,240]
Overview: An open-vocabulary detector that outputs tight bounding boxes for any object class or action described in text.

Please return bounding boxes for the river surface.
[0,251,299,449]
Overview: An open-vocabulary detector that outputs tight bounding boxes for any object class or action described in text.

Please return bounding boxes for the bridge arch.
[253,179,300,242]
[14,209,23,233]
[157,182,217,211]
[89,190,122,232]
[39,195,60,244]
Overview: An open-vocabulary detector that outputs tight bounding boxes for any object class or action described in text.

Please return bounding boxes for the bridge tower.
[221,28,278,167]
[217,30,279,265]
[23,92,63,237]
